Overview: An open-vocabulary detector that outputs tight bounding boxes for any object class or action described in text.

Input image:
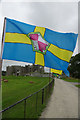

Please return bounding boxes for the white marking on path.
[40,78,78,118]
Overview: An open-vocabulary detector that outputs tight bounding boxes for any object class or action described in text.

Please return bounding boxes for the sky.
[0,0,79,71]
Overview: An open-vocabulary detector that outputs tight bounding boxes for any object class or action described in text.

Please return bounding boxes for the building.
[6,65,44,76]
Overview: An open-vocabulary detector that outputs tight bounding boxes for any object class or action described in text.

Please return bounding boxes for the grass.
[75,85,80,88]
[61,77,80,88]
[2,75,53,118]
[61,77,80,83]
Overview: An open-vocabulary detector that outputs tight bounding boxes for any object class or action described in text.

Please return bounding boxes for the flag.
[2,18,78,76]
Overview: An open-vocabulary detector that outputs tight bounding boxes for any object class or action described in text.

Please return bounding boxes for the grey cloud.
[2,60,32,71]
[1,2,78,70]
[25,2,78,32]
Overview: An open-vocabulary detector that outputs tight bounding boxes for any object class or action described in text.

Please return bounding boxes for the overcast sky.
[0,1,78,71]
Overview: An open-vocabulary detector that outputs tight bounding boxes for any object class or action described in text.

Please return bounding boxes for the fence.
[0,78,55,119]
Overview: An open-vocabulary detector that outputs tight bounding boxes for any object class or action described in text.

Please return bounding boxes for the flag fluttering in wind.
[2,18,78,76]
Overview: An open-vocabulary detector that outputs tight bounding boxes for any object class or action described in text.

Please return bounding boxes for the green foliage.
[68,53,80,78]
[2,71,6,76]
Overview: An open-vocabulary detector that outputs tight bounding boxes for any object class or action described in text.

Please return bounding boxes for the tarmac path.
[40,78,78,118]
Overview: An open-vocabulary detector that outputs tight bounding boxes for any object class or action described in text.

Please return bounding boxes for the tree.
[68,53,80,78]
[2,71,6,76]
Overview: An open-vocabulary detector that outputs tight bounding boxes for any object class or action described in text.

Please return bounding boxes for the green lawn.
[75,85,80,88]
[62,77,80,83]
[61,77,80,88]
[2,75,53,118]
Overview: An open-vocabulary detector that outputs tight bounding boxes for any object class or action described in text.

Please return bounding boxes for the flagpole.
[0,17,6,120]
[0,17,6,87]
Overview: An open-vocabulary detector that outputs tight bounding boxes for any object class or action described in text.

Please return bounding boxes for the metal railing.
[0,78,55,119]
